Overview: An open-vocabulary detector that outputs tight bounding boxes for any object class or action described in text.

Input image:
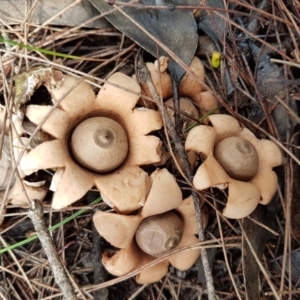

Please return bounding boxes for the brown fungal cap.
[135,211,183,257]
[71,117,128,173]
[214,137,259,181]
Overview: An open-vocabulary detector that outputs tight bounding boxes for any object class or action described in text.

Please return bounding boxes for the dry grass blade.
[0,1,300,299]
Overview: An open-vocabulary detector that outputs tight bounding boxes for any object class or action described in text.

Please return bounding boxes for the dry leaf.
[90,0,198,82]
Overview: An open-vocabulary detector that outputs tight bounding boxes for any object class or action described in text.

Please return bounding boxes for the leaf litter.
[0,0,299,299]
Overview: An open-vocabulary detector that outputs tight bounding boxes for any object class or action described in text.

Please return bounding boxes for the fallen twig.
[135,52,217,300]
[28,199,79,300]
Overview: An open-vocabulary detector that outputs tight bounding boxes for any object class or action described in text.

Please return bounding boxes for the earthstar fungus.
[93,168,207,284]
[141,56,218,115]
[17,73,163,213]
[0,135,48,224]
[0,177,47,225]
[185,114,282,218]
[0,177,48,208]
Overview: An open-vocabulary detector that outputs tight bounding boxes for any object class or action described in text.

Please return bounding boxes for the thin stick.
[238,220,280,300]
[86,241,239,293]
[135,53,216,300]
[270,58,300,69]
[28,199,79,300]
[214,199,242,300]
[128,284,148,300]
